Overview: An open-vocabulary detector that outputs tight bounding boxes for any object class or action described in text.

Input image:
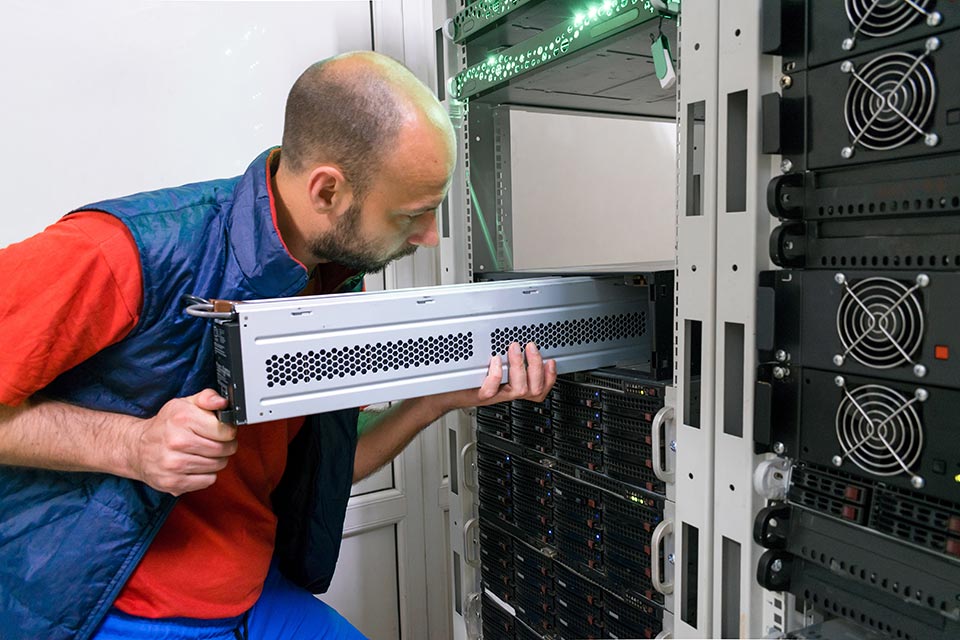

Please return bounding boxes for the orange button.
[936,345,950,360]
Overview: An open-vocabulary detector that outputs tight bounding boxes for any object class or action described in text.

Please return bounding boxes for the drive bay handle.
[460,441,478,491]
[651,519,674,595]
[651,406,676,483]
[464,518,481,568]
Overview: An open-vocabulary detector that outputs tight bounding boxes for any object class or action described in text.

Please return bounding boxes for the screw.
[928,12,942,27]
[670,440,677,453]
[775,349,788,362]
[840,60,854,73]
[773,366,789,380]
[780,159,793,173]
[833,354,845,366]
[773,442,786,455]
[915,388,929,402]
[784,240,795,251]
[780,75,793,89]
[926,37,941,52]
[832,455,843,467]
[835,376,845,388]
[913,364,928,378]
[771,559,783,573]
[841,146,855,159]
[925,133,940,147]
[668,554,676,565]
[911,475,926,490]
[785,61,797,72]
[917,273,930,287]
[835,273,847,285]
[842,39,855,52]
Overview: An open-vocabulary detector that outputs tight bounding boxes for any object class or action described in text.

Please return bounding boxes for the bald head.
[280,51,454,198]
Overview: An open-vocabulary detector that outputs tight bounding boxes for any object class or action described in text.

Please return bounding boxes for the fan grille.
[844,0,932,39]
[843,51,936,152]
[835,383,924,477]
[836,276,924,368]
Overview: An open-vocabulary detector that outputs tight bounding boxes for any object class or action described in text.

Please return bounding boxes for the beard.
[306,200,418,273]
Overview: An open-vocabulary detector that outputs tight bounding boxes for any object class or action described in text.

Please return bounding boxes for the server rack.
[435,1,692,637]
[753,1,960,638]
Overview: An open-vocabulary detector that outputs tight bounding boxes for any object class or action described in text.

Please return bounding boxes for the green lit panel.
[454,0,658,101]
[453,0,544,43]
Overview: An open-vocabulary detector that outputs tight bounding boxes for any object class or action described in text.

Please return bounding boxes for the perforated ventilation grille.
[844,0,932,40]
[835,383,924,477]
[842,48,937,156]
[836,276,924,368]
[490,312,646,357]
[264,332,473,387]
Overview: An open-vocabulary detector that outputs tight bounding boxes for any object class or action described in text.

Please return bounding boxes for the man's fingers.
[191,388,229,412]
[524,342,545,398]
[179,436,239,458]
[536,359,558,402]
[478,356,503,400]
[174,453,231,475]
[506,343,528,396]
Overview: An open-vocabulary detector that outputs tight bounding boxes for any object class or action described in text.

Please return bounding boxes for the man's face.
[307,125,454,273]
[306,197,420,273]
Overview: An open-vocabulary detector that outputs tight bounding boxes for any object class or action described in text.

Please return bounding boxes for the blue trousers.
[92,562,367,640]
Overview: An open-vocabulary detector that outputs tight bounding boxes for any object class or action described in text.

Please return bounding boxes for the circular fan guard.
[844,51,936,151]
[844,0,931,39]
[835,384,923,477]
[837,277,923,368]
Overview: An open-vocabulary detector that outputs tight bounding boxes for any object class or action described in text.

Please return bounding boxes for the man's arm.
[353,342,557,482]
[0,389,238,496]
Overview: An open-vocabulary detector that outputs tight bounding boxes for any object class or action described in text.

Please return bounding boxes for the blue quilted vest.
[0,150,364,640]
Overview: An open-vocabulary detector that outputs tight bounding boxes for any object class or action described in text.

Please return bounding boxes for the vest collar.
[226,148,310,299]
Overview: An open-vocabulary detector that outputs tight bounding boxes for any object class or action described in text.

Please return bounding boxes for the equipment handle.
[651,519,674,595]
[464,518,481,568]
[460,441,478,491]
[651,406,676,483]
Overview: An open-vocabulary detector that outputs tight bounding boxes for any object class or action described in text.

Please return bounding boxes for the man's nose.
[408,211,439,248]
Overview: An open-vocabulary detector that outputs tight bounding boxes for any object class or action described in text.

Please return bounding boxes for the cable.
[181,294,235,320]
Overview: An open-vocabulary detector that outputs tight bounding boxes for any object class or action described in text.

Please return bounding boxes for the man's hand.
[419,341,558,417]
[131,389,238,496]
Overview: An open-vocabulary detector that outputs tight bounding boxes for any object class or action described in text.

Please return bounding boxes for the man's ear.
[306,165,352,216]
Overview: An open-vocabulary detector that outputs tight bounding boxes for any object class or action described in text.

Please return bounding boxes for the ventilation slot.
[817,195,959,216]
[820,253,960,268]
[489,312,645,357]
[264,332,474,387]
[801,588,915,640]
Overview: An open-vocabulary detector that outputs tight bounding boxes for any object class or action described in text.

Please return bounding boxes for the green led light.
[454,0,656,98]
[630,495,640,503]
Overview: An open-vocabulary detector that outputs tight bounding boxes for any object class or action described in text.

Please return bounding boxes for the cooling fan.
[840,37,941,158]
[832,376,927,489]
[843,0,943,51]
[833,273,927,375]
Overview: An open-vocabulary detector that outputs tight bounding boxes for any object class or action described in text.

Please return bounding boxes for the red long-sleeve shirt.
[0,210,352,619]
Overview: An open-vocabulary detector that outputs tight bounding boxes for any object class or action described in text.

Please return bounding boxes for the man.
[0,51,556,639]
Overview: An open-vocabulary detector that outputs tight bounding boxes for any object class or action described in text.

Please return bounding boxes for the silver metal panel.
[232,277,650,423]
[712,3,780,638]
[675,3,721,637]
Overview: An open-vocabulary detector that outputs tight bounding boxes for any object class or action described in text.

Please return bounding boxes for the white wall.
[0,0,373,248]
